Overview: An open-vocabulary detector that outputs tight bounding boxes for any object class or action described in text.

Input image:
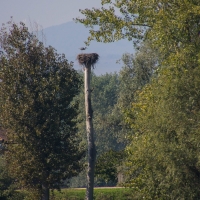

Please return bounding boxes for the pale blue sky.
[0,0,102,28]
[0,0,133,75]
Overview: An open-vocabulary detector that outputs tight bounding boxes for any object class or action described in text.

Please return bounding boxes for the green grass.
[52,188,133,200]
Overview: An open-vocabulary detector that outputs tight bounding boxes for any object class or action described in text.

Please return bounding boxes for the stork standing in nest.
[77,53,99,200]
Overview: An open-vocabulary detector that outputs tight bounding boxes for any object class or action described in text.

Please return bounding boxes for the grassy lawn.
[52,187,134,200]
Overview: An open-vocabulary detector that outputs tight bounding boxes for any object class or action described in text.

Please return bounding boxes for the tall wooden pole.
[41,184,49,200]
[77,53,98,200]
[84,65,96,200]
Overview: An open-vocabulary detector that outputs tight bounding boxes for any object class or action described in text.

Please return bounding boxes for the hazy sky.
[0,0,102,29]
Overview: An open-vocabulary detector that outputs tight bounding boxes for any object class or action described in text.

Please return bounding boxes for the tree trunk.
[84,66,96,200]
[41,184,49,200]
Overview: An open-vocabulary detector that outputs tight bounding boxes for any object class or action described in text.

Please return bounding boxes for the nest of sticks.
[77,53,99,68]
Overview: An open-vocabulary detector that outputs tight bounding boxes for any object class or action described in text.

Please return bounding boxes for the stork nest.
[77,53,99,68]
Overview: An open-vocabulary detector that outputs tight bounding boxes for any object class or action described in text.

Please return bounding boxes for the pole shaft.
[84,66,96,200]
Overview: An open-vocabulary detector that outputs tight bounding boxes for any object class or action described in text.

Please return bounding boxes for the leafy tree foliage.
[0,156,25,200]
[91,73,125,153]
[76,0,200,50]
[121,1,200,199]
[125,64,200,199]
[95,150,125,186]
[72,41,159,187]
[70,72,128,187]
[77,0,200,199]
[118,41,159,111]
[90,73,131,186]
[0,21,85,199]
[0,156,14,199]
[77,72,126,155]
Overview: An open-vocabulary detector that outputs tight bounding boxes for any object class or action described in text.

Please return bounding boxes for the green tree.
[95,150,125,186]
[76,0,200,57]
[73,42,159,187]
[118,41,159,111]
[0,155,25,200]
[0,156,14,200]
[125,64,200,199]
[70,72,128,187]
[91,73,125,153]
[77,1,200,199]
[76,72,126,155]
[0,21,85,200]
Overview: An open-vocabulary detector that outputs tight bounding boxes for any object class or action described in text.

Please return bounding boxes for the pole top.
[77,53,99,68]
